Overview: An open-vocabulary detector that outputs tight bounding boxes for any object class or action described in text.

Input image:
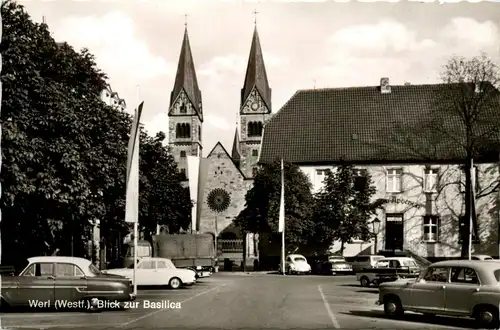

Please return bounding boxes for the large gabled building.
[259,79,500,260]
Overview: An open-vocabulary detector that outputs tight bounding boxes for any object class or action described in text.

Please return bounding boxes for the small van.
[351,255,384,273]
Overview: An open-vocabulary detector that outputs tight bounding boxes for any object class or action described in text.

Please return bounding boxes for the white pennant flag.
[125,102,143,223]
[278,159,285,233]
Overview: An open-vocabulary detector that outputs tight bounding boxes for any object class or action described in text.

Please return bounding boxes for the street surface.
[0,274,476,329]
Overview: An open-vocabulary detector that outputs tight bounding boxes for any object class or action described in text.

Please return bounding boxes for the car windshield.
[402,260,418,267]
[165,260,176,268]
[494,269,500,282]
[88,264,100,275]
[294,257,306,262]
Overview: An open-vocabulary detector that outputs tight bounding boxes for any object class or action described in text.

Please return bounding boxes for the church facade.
[167,26,272,264]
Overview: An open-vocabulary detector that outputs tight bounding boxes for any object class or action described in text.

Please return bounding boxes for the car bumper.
[184,280,196,286]
[332,269,353,273]
[197,271,211,278]
[291,270,311,274]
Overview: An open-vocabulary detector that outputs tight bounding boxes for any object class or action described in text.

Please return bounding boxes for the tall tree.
[139,131,192,237]
[235,161,316,254]
[0,0,192,267]
[438,54,500,258]
[314,165,380,253]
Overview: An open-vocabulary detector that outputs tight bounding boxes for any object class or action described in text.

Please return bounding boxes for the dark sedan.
[1,256,135,312]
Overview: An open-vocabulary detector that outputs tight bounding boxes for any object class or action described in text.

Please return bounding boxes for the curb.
[216,271,276,276]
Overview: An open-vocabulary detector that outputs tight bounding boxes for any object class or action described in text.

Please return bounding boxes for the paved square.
[0,274,477,329]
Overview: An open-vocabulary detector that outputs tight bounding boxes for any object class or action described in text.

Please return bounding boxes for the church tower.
[238,26,272,178]
[168,27,203,179]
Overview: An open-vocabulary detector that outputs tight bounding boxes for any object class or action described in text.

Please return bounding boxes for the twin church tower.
[167,25,272,179]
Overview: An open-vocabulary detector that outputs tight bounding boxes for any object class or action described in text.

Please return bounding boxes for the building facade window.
[191,148,198,156]
[386,168,402,193]
[175,123,191,139]
[198,125,201,141]
[424,168,438,192]
[180,103,187,113]
[423,215,440,242]
[316,169,328,176]
[252,149,258,157]
[247,121,263,137]
[180,151,186,158]
[179,168,186,178]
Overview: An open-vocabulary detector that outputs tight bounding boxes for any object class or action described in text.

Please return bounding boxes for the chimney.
[380,77,391,94]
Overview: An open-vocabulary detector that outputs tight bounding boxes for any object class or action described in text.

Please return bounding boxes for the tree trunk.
[340,241,345,256]
[461,157,473,259]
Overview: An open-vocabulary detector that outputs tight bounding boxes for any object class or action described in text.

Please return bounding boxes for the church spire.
[231,128,241,163]
[241,26,271,110]
[170,27,202,120]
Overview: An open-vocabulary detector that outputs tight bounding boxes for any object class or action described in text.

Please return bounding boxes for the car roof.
[429,259,500,285]
[431,259,500,269]
[288,254,306,258]
[357,255,384,258]
[379,257,414,261]
[27,256,92,268]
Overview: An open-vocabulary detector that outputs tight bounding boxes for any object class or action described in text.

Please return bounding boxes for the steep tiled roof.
[259,83,500,165]
[170,28,203,120]
[241,27,271,111]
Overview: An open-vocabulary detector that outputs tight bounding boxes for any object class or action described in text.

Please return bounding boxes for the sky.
[19,0,500,156]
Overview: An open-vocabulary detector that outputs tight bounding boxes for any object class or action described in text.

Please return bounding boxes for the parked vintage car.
[0,256,135,312]
[377,260,500,328]
[310,256,353,275]
[283,254,311,275]
[350,254,385,273]
[105,257,196,289]
[471,254,495,261]
[357,257,420,287]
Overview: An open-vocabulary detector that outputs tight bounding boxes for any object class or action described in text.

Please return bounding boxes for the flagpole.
[468,160,474,260]
[280,159,285,275]
[133,85,141,295]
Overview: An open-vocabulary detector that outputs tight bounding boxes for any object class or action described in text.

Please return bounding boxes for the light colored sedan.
[376,260,500,328]
[105,257,196,289]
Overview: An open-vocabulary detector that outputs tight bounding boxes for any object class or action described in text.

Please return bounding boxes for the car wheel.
[475,305,499,329]
[86,297,103,313]
[384,296,404,317]
[169,277,182,289]
[360,276,370,287]
[0,298,11,311]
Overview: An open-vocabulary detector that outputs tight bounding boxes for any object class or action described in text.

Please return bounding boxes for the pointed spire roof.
[170,27,202,119]
[231,128,241,161]
[241,26,271,110]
